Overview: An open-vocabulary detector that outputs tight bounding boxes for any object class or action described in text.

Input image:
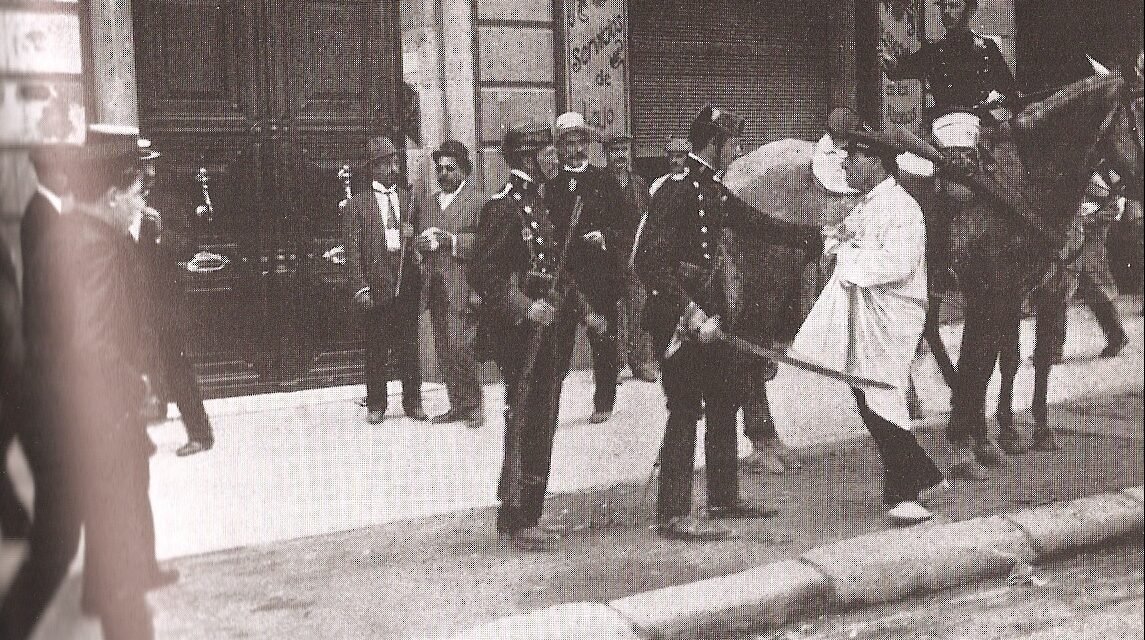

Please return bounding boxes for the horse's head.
[1012,67,1144,209]
[1103,66,1144,201]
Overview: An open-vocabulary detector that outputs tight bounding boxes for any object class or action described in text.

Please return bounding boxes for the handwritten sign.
[564,0,628,148]
[0,5,85,145]
[879,0,925,135]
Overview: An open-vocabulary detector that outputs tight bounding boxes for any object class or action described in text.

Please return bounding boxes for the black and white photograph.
[0,0,1142,638]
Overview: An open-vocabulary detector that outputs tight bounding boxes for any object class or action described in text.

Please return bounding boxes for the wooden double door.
[133,0,402,396]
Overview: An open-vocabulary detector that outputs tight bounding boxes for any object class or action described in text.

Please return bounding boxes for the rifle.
[505,195,584,511]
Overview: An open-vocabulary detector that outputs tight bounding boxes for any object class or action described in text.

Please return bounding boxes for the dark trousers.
[742,370,779,443]
[588,305,619,412]
[363,293,422,413]
[0,395,157,640]
[153,327,212,443]
[852,388,942,507]
[427,291,482,413]
[0,398,29,537]
[657,342,741,521]
[492,314,578,532]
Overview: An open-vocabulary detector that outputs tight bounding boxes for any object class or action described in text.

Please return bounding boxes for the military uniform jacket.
[545,165,632,312]
[635,156,821,354]
[887,30,1016,116]
[469,172,566,331]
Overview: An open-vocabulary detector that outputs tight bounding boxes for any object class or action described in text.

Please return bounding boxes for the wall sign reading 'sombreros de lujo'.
[564,0,629,142]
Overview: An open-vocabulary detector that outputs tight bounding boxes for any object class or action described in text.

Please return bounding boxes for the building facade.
[1,0,1138,396]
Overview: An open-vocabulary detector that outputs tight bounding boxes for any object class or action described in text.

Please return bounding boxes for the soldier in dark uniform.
[881,0,1016,122]
[469,123,614,550]
[882,0,1017,301]
[547,112,635,424]
[635,105,823,541]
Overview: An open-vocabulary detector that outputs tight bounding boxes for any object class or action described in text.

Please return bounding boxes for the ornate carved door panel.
[133,0,401,396]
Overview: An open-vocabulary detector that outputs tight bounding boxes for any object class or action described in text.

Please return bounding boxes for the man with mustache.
[546,112,635,424]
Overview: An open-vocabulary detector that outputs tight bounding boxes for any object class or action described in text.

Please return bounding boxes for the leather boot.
[1092,301,1128,358]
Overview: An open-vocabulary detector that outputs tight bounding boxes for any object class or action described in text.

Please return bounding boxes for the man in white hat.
[547,112,634,424]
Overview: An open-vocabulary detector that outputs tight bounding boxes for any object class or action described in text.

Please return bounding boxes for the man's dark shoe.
[706,499,778,520]
[148,567,180,590]
[658,515,732,541]
[367,409,386,424]
[176,439,213,457]
[504,526,560,551]
[1100,334,1129,358]
[430,409,465,424]
[405,405,429,421]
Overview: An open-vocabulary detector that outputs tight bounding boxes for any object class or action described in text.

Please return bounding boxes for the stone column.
[88,0,140,126]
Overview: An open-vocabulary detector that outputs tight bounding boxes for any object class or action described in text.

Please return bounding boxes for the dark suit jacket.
[0,240,21,392]
[43,213,149,427]
[544,166,632,313]
[343,184,420,306]
[21,192,61,369]
[413,180,484,312]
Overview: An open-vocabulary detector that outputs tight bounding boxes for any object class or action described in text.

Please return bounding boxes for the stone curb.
[445,486,1143,640]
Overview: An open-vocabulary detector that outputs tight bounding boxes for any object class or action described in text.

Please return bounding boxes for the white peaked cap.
[932,112,980,148]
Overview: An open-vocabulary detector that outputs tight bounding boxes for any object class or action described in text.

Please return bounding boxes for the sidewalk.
[3,297,1142,639]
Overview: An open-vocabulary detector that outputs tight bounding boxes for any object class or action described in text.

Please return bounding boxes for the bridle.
[1089,81,1144,203]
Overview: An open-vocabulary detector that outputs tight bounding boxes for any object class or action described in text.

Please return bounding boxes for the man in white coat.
[791,108,944,525]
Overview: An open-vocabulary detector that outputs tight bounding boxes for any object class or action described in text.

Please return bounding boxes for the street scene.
[1,0,1143,639]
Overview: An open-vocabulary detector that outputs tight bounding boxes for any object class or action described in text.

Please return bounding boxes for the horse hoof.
[949,460,990,482]
[974,440,1009,467]
[1029,429,1061,452]
[998,428,1024,455]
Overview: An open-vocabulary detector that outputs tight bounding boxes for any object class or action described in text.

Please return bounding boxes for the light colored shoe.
[888,501,932,525]
[918,479,951,506]
[745,448,786,474]
[589,409,612,424]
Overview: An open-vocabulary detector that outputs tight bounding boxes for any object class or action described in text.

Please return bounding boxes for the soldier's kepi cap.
[501,121,553,156]
[690,105,745,144]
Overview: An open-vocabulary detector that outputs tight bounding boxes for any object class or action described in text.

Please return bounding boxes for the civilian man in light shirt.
[792,108,944,526]
[414,140,485,429]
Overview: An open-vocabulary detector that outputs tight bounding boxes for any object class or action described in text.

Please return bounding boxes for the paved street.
[738,541,1143,640]
[0,297,1141,639]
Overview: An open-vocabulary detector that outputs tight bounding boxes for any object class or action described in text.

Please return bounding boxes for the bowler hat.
[690,105,745,145]
[502,122,553,157]
[366,135,399,162]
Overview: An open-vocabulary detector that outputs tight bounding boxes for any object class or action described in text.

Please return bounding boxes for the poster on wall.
[0,5,86,145]
[879,0,925,135]
[564,0,629,163]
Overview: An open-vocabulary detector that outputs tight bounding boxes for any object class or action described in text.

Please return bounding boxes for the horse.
[941,65,1143,475]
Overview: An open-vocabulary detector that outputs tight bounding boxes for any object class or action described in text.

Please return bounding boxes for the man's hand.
[527,299,556,326]
[879,52,899,74]
[584,309,608,335]
[683,302,708,333]
[353,288,375,310]
[695,315,722,343]
[581,230,606,250]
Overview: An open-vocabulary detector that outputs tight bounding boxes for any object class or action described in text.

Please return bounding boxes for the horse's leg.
[924,294,958,388]
[995,300,1024,454]
[1030,297,1066,451]
[948,294,1001,479]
